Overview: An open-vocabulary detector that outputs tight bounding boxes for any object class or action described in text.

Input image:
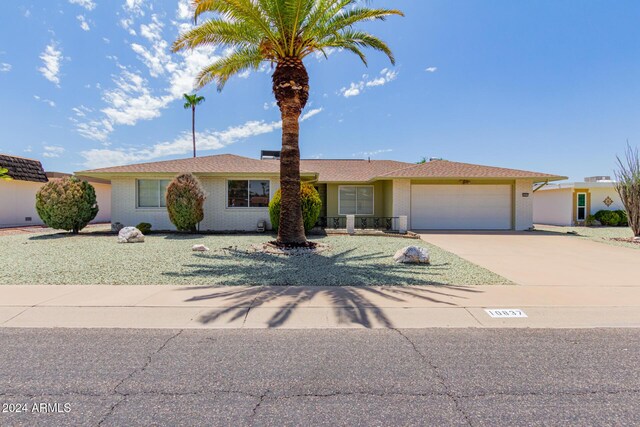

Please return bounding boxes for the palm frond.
[196,46,263,90]
[317,29,395,64]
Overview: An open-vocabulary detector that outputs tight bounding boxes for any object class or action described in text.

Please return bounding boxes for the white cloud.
[33,95,56,107]
[0,63,11,72]
[301,108,323,121]
[42,145,65,158]
[69,0,95,11]
[77,15,90,31]
[124,0,146,17]
[425,66,438,73]
[81,109,324,168]
[353,148,393,158]
[38,42,63,86]
[340,68,398,98]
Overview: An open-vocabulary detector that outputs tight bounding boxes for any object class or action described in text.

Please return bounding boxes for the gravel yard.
[0,230,510,286]
[534,225,639,249]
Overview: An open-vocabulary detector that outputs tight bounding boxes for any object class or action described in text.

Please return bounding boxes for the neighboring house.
[533,176,624,226]
[77,153,564,231]
[0,154,111,228]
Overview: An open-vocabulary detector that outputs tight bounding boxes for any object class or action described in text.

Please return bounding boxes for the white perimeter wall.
[0,180,111,228]
[111,176,280,232]
[533,187,573,226]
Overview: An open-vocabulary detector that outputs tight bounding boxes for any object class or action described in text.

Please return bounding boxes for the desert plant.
[616,210,629,226]
[269,182,322,232]
[614,144,640,238]
[594,210,620,226]
[136,222,152,234]
[173,0,402,247]
[0,167,12,181]
[35,177,99,234]
[585,215,599,226]
[166,173,206,232]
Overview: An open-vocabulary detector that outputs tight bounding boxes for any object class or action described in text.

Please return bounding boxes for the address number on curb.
[485,309,527,318]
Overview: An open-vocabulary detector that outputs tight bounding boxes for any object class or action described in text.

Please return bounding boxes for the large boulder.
[393,246,430,264]
[192,244,209,252]
[117,226,145,243]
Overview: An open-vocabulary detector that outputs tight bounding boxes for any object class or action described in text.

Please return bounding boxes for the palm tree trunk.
[272,58,310,246]
[192,106,196,158]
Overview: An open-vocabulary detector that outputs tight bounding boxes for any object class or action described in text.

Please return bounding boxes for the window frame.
[576,191,587,221]
[338,185,375,216]
[136,179,170,209]
[226,179,271,209]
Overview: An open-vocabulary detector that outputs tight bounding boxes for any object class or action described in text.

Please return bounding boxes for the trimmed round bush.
[594,210,620,226]
[166,173,206,232]
[616,210,629,227]
[35,176,99,234]
[269,182,322,232]
[136,222,152,234]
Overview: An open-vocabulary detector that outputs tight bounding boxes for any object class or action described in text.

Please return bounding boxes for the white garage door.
[411,185,512,230]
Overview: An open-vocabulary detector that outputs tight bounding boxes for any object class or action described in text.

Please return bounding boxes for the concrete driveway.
[419,231,640,287]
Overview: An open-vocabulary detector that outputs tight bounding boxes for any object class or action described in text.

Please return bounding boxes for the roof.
[46,172,111,185]
[298,159,413,182]
[537,181,617,191]
[78,154,313,177]
[0,154,48,183]
[78,154,565,183]
[379,160,566,181]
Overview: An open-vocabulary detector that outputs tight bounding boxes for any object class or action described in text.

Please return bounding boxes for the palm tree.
[173,0,403,246]
[183,93,206,158]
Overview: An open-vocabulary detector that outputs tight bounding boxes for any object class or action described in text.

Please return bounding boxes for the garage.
[411,184,512,230]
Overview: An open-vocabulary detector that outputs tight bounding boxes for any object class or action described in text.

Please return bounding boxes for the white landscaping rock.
[117,226,145,243]
[192,244,210,252]
[393,246,430,264]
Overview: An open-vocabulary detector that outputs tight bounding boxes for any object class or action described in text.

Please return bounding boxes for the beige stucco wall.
[0,179,111,228]
[533,187,574,226]
[110,176,278,231]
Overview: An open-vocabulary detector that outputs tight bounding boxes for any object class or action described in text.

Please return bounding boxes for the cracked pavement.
[1,328,639,426]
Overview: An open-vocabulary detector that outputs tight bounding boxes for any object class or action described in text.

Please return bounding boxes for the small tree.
[36,177,99,234]
[166,173,206,232]
[269,183,322,232]
[614,144,640,239]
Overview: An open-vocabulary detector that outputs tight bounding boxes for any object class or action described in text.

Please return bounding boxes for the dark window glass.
[578,207,586,220]
[249,180,270,207]
[228,180,248,207]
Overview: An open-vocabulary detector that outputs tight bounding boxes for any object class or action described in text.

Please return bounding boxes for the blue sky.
[0,0,638,181]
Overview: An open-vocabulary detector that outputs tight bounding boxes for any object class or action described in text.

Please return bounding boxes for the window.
[137,179,170,208]
[228,180,270,208]
[339,186,374,215]
[576,192,587,221]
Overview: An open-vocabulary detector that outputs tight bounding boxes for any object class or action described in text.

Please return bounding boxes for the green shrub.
[616,210,629,226]
[35,177,99,234]
[166,173,206,232]
[594,210,621,226]
[269,182,322,232]
[585,215,599,226]
[136,222,152,234]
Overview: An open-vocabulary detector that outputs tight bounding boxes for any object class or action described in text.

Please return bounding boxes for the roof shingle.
[0,154,48,183]
[379,160,564,180]
[78,154,565,182]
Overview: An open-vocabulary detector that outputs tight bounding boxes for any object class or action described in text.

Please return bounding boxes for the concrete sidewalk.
[2,284,640,329]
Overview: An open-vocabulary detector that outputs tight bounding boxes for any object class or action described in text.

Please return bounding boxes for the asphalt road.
[1,328,639,426]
